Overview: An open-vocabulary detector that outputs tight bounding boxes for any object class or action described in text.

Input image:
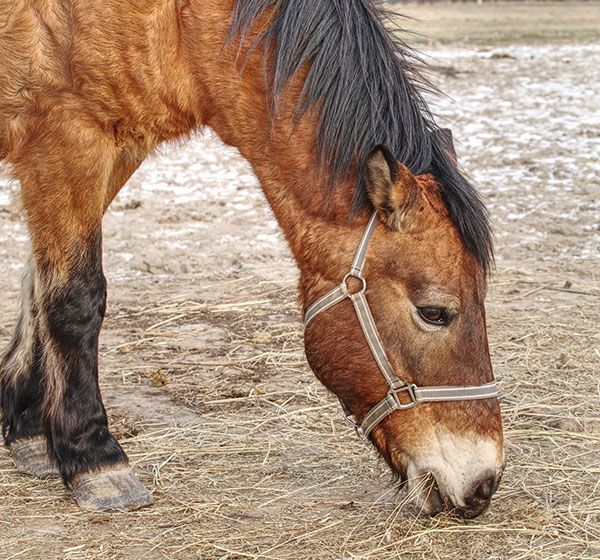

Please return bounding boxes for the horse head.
[302,147,504,518]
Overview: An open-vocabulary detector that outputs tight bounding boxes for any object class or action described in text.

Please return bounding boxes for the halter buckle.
[388,383,418,410]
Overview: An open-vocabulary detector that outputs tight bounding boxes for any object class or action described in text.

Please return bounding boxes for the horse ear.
[365,146,420,230]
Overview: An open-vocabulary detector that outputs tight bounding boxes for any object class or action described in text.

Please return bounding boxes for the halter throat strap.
[304,212,498,442]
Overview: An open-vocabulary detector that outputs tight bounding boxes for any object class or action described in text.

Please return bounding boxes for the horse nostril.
[453,473,502,518]
[475,476,495,501]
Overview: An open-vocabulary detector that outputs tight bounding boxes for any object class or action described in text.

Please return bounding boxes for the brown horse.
[0,0,504,517]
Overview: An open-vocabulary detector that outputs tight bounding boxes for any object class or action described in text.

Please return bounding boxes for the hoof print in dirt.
[70,466,153,512]
[9,436,59,477]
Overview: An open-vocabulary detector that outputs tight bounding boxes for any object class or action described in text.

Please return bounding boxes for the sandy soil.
[0,5,598,560]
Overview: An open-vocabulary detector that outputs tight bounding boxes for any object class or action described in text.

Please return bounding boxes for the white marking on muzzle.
[406,431,504,513]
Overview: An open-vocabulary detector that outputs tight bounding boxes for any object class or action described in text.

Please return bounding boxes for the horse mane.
[228,0,493,272]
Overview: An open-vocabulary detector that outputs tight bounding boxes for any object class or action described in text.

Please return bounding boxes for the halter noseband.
[304,212,498,443]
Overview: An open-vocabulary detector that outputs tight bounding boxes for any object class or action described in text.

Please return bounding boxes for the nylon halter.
[304,212,499,443]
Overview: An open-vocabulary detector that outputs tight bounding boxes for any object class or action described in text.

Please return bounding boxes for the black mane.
[229,0,493,272]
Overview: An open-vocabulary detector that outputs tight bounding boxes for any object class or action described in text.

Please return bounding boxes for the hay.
[1,267,598,559]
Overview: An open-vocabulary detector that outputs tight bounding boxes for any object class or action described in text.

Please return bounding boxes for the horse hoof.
[9,436,59,477]
[70,466,154,511]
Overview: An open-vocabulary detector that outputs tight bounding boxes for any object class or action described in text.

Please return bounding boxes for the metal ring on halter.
[342,272,366,295]
[342,413,371,445]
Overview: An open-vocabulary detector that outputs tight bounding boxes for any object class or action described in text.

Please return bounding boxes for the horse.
[0,0,504,517]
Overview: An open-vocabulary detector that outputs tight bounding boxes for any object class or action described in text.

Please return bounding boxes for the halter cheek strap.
[304,212,499,443]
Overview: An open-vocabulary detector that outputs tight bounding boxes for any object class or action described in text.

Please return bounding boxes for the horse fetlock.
[53,425,129,484]
[9,436,59,477]
[69,466,153,511]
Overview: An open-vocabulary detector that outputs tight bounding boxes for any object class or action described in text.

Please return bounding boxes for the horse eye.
[417,306,449,326]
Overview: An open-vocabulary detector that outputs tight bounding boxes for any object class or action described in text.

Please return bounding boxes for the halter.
[304,212,498,443]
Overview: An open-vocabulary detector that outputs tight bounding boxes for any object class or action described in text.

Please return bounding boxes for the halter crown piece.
[304,212,499,444]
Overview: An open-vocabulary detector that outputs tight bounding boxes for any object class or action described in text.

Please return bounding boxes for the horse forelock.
[228,0,493,273]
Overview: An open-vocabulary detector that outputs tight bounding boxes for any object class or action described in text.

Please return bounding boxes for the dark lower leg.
[40,231,128,483]
[1,266,41,442]
[1,339,59,476]
[38,233,152,510]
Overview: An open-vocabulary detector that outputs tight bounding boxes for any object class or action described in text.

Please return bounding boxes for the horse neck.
[183,1,371,278]
[201,97,366,279]
[225,116,370,279]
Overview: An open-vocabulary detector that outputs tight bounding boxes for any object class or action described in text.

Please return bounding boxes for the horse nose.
[457,472,502,518]
[474,475,497,501]
[407,436,505,518]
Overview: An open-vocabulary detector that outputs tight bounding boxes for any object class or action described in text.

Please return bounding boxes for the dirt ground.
[0,3,599,559]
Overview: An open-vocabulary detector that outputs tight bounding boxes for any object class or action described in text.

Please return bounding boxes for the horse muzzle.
[400,432,505,518]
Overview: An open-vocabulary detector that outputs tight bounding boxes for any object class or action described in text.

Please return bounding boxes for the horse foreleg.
[37,226,154,511]
[2,146,145,481]
[3,110,151,510]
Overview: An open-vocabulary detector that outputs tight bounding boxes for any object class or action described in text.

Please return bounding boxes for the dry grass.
[1,268,598,560]
[387,1,600,46]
